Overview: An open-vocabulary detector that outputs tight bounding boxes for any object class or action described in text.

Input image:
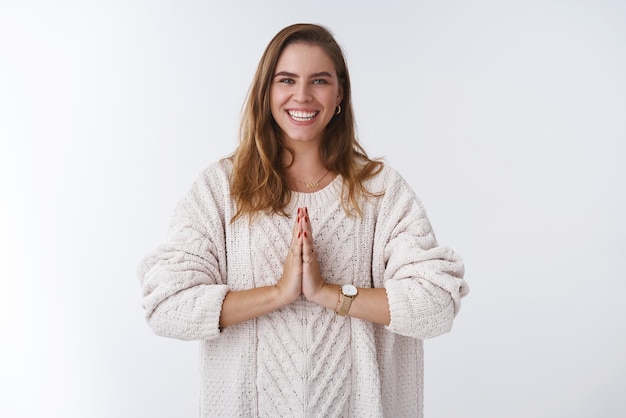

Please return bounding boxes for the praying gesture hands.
[276,207,327,305]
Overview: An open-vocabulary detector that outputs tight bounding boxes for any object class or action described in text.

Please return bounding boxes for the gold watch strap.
[336,289,355,316]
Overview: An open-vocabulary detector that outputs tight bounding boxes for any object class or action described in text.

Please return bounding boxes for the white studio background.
[1,1,624,417]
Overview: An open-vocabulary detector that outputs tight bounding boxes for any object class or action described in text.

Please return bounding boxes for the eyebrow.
[274,71,334,78]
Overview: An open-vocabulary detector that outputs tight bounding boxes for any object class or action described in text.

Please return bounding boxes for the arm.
[219,208,307,328]
[300,172,468,338]
[375,175,468,339]
[139,165,313,336]
[300,207,391,325]
[306,284,391,325]
[138,165,231,341]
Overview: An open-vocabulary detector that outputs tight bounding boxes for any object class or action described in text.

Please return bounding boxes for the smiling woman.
[270,43,343,148]
[137,23,468,417]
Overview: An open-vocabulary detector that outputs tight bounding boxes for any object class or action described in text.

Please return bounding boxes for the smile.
[288,110,318,122]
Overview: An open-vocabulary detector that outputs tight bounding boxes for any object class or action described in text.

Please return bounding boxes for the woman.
[138,23,468,417]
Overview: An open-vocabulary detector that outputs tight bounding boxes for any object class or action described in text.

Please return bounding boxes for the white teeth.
[288,110,317,121]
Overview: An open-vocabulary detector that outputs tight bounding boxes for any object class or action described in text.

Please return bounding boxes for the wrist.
[306,282,339,309]
[336,283,358,316]
[273,282,298,307]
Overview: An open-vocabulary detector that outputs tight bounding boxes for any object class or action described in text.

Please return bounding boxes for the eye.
[278,78,294,84]
[312,79,328,85]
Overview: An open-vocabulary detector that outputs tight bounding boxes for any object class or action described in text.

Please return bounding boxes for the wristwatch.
[336,284,358,316]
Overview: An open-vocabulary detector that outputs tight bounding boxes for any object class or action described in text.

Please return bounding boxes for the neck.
[283,146,325,172]
[284,154,332,191]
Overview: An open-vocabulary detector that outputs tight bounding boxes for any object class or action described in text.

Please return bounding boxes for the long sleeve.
[137,163,231,341]
[373,169,469,339]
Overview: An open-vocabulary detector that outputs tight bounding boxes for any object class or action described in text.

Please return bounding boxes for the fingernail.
[298,232,301,238]
[304,232,307,237]
[305,217,308,223]
[298,208,301,215]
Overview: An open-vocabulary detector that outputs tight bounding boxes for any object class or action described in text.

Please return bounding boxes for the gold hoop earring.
[335,105,342,115]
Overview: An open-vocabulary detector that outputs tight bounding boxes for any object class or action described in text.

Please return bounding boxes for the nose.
[294,83,312,102]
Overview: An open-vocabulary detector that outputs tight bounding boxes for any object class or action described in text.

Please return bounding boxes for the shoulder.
[198,158,233,181]
[188,158,234,193]
[363,162,415,196]
[176,158,235,214]
[363,162,430,220]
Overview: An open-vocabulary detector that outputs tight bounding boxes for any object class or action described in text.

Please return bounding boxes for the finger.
[301,216,316,266]
[303,207,313,235]
[302,207,313,252]
[288,208,303,254]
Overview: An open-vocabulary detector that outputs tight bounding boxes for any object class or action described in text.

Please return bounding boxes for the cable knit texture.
[138,159,468,417]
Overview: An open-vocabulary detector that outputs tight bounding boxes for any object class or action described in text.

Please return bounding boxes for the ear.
[336,87,344,106]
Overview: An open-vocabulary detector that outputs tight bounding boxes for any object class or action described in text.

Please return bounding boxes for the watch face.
[342,284,358,297]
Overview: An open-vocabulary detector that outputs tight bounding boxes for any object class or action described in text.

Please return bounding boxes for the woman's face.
[270,42,343,146]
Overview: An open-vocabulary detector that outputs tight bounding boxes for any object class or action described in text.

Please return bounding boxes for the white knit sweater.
[138,159,468,417]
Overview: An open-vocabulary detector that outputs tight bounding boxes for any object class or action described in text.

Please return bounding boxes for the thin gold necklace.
[289,169,330,189]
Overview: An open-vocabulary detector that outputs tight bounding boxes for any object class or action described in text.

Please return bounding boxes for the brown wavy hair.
[230,23,383,221]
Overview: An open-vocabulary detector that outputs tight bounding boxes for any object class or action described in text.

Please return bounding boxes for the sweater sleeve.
[376,170,469,340]
[137,163,230,341]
